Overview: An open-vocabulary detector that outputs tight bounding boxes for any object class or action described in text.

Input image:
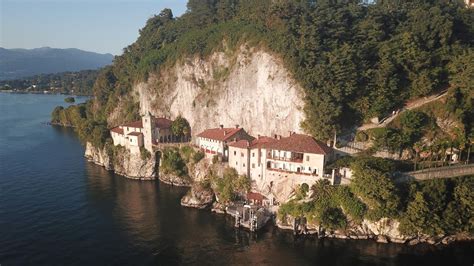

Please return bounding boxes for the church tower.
[142,112,154,153]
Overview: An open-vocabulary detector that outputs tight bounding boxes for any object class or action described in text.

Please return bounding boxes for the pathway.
[358,90,448,131]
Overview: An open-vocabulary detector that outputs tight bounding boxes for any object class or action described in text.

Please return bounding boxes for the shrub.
[192,150,205,163]
[161,147,187,177]
[355,131,368,142]
[64,97,75,103]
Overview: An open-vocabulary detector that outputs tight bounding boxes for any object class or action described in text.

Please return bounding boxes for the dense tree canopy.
[84,0,473,141]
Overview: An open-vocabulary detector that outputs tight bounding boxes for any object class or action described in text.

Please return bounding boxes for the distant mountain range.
[0,47,113,80]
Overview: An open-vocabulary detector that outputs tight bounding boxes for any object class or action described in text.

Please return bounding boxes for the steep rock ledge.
[276,217,473,245]
[181,183,215,209]
[84,142,157,180]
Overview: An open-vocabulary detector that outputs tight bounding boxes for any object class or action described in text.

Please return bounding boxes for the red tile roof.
[155,117,172,129]
[228,139,251,149]
[120,117,173,129]
[247,192,267,202]
[264,134,332,155]
[127,132,143,136]
[110,127,124,134]
[197,127,244,141]
[228,136,276,149]
[250,136,277,148]
[122,120,143,128]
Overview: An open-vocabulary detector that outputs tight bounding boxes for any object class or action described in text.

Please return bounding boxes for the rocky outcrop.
[133,46,305,137]
[276,216,473,245]
[159,173,192,187]
[84,142,157,180]
[84,142,113,170]
[181,183,215,209]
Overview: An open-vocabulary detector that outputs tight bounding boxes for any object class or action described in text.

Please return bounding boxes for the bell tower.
[142,111,154,153]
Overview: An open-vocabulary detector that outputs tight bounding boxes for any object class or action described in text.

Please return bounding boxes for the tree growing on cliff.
[171,115,191,142]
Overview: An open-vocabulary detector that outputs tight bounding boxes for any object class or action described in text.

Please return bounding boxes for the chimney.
[220,124,224,129]
[277,135,282,140]
[257,134,261,139]
[246,141,250,147]
[274,134,278,139]
[289,131,293,137]
[224,131,227,136]
[235,124,239,129]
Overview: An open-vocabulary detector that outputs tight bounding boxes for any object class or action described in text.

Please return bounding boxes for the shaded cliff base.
[84,142,157,180]
[275,217,473,246]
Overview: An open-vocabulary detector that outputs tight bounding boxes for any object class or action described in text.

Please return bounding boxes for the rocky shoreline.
[83,142,472,246]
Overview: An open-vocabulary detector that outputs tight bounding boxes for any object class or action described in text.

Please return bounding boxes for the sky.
[0,0,188,55]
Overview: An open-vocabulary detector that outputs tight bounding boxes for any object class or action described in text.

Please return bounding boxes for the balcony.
[268,153,303,163]
[266,167,318,177]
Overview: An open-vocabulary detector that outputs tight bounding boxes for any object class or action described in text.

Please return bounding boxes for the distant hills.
[0,47,113,80]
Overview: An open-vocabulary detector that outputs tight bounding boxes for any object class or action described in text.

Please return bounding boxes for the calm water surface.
[0,93,472,265]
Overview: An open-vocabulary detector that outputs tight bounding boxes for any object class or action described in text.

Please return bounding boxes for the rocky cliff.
[84,142,157,180]
[277,216,472,245]
[133,46,305,137]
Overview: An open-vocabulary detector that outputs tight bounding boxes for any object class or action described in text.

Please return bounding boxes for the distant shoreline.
[0,90,92,97]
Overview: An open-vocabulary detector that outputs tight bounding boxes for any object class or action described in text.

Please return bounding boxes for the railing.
[267,156,303,163]
[403,163,474,180]
[267,167,318,177]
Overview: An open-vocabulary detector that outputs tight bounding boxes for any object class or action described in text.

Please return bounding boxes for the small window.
[236,162,238,166]
[306,155,310,161]
[241,152,244,157]
[252,152,255,157]
[234,151,236,156]
[252,163,255,168]
[243,163,245,167]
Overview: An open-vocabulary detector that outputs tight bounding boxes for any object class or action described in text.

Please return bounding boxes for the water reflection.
[83,162,473,266]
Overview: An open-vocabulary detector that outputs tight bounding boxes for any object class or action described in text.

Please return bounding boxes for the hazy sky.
[1,0,188,55]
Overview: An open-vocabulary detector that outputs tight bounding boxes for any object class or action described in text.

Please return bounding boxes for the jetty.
[226,204,271,232]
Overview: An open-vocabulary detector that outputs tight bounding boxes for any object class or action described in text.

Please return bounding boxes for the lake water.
[0,93,472,265]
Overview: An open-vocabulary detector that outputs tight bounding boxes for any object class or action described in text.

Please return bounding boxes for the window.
[252,163,255,168]
[241,152,244,157]
[243,163,246,167]
[306,155,310,161]
[236,162,238,166]
[252,152,255,157]
[234,151,236,156]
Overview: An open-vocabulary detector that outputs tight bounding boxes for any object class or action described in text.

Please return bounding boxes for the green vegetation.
[140,147,151,160]
[209,167,251,203]
[399,177,474,236]
[279,156,473,236]
[0,70,99,95]
[50,103,109,148]
[161,147,187,177]
[171,115,191,141]
[64,97,75,103]
[83,0,473,142]
[160,145,204,177]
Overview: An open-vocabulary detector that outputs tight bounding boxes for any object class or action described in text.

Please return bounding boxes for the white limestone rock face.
[84,142,156,180]
[84,142,113,170]
[181,183,214,209]
[113,149,157,180]
[135,46,305,138]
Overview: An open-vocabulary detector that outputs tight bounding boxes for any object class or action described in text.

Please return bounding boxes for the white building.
[110,113,175,153]
[195,125,253,160]
[228,133,334,202]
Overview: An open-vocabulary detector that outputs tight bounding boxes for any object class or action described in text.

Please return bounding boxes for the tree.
[64,97,75,103]
[399,192,433,236]
[171,115,191,141]
[320,207,347,231]
[350,166,400,220]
